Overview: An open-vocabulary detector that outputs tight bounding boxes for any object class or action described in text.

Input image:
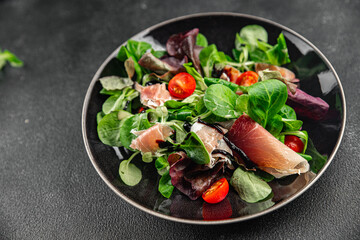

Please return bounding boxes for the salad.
[96,25,329,205]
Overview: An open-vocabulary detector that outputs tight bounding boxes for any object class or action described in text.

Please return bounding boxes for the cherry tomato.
[235,71,259,86]
[168,73,196,99]
[285,135,304,153]
[202,178,229,204]
[202,198,232,221]
[138,107,145,113]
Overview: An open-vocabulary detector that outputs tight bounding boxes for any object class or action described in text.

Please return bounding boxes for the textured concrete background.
[0,0,359,239]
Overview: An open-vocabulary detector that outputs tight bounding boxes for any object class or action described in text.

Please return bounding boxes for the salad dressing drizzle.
[197,119,224,134]
[223,135,257,169]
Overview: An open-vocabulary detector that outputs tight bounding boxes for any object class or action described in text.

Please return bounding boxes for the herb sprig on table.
[0,48,23,70]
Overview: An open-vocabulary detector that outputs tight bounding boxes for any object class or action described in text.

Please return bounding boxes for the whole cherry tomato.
[285,135,304,153]
[202,178,229,204]
[235,71,259,86]
[168,72,196,99]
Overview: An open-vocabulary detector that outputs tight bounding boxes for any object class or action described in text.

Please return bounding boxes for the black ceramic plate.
[82,13,346,224]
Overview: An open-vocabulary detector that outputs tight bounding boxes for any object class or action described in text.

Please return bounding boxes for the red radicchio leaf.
[168,152,224,200]
[286,88,329,120]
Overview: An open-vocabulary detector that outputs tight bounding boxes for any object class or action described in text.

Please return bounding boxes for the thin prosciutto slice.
[135,83,172,109]
[255,63,298,94]
[129,123,174,154]
[227,114,309,178]
[191,122,232,168]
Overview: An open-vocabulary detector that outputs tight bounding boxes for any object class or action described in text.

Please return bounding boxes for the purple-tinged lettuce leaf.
[286,88,329,120]
[168,152,224,200]
[138,52,187,79]
[166,28,202,73]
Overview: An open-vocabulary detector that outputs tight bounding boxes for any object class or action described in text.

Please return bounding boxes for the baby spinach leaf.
[298,153,313,161]
[265,114,283,136]
[183,62,207,90]
[265,33,290,66]
[239,25,268,50]
[194,97,207,115]
[155,156,169,176]
[279,105,297,120]
[179,132,210,165]
[237,94,249,114]
[117,110,133,120]
[146,106,168,123]
[158,171,174,198]
[305,138,328,173]
[167,108,193,121]
[164,100,189,109]
[199,44,221,77]
[99,76,133,91]
[204,84,242,119]
[117,45,144,82]
[126,40,152,61]
[151,49,167,59]
[204,77,240,92]
[230,167,272,203]
[196,33,208,47]
[97,111,123,147]
[96,111,105,125]
[102,88,138,115]
[0,49,23,70]
[119,113,152,150]
[282,118,303,131]
[119,152,142,186]
[142,152,153,163]
[99,88,123,96]
[247,80,288,127]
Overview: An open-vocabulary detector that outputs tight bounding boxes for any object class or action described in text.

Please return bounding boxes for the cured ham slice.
[191,122,232,168]
[129,123,174,154]
[255,63,298,94]
[227,114,309,178]
[135,83,172,109]
[255,63,295,80]
[222,65,242,83]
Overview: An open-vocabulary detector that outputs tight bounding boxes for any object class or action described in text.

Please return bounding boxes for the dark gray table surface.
[0,0,359,239]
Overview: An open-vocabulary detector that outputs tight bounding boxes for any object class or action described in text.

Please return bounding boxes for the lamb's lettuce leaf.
[204,84,243,119]
[230,167,273,203]
[247,80,288,127]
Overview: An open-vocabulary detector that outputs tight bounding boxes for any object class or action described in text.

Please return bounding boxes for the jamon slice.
[255,63,298,94]
[222,65,242,83]
[129,123,174,154]
[255,63,295,81]
[227,114,309,178]
[190,122,232,168]
[135,83,172,109]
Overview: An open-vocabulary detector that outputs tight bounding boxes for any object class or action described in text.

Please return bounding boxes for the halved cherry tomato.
[235,71,259,86]
[202,198,232,221]
[285,135,304,153]
[138,107,145,113]
[202,178,229,204]
[168,72,196,99]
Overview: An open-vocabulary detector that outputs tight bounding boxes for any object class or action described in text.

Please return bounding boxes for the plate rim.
[81,12,347,225]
